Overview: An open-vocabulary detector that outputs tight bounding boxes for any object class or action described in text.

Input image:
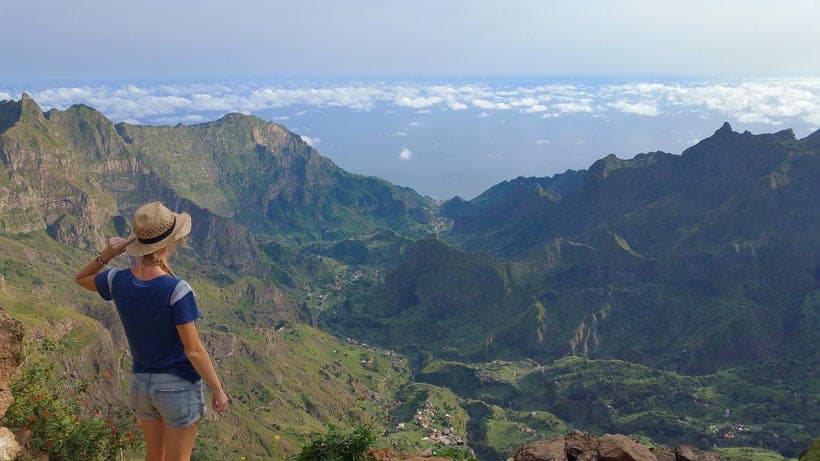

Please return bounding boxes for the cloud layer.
[3,78,819,128]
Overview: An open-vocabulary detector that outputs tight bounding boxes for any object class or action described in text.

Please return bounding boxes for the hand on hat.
[100,236,137,262]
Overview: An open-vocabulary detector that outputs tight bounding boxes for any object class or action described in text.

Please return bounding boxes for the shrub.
[295,424,376,461]
[2,346,140,460]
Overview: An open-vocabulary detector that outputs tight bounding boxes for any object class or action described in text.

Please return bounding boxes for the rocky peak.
[0,94,47,135]
[802,127,820,149]
[715,121,733,136]
[18,93,46,126]
[772,127,796,141]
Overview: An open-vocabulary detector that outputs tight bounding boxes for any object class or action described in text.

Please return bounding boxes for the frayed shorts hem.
[129,372,206,429]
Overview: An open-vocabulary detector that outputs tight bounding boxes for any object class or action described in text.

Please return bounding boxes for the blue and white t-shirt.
[95,268,201,383]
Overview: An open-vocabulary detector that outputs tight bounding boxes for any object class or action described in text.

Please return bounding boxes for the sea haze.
[3,76,818,199]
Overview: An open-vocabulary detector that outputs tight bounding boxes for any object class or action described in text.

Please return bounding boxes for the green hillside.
[1,95,817,459]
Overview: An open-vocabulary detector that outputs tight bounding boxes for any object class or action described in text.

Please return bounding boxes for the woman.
[75,201,229,461]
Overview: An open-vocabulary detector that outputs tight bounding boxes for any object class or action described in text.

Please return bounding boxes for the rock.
[565,431,599,461]
[649,446,676,461]
[0,310,23,461]
[512,435,566,461]
[674,445,722,461]
[0,427,21,461]
[0,310,23,418]
[368,447,401,461]
[598,434,655,461]
[510,434,723,461]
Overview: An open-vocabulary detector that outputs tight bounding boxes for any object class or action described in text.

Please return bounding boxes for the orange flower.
[74,415,81,423]
[45,440,52,449]
[102,370,111,379]
[43,410,50,418]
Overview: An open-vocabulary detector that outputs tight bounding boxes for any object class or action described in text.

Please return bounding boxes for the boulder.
[675,445,722,461]
[649,446,676,461]
[0,428,21,461]
[598,434,655,461]
[513,435,567,461]
[510,433,724,461]
[565,432,599,461]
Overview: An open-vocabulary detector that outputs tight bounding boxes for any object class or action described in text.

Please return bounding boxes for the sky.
[2,0,820,79]
[1,1,819,198]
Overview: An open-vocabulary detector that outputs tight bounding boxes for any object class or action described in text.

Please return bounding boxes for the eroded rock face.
[512,435,567,461]
[511,433,723,461]
[0,310,23,418]
[0,309,23,461]
[598,434,655,461]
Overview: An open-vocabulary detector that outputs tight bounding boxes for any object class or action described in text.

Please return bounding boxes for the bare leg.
[139,418,166,461]
[164,423,199,461]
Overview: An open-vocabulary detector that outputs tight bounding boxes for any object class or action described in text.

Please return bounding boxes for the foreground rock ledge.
[512,433,721,461]
[0,310,23,461]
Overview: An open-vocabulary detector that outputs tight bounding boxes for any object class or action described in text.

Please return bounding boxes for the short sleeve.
[170,280,201,325]
[93,268,122,301]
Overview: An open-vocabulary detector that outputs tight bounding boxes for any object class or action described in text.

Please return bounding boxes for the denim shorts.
[128,373,205,428]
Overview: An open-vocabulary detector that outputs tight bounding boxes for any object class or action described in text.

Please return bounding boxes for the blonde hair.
[139,238,186,278]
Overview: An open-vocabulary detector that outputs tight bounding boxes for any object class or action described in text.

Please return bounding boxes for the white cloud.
[805,111,820,126]
[472,99,511,110]
[299,135,321,147]
[399,147,413,160]
[271,115,290,121]
[535,139,551,145]
[553,102,593,113]
[523,104,549,113]
[395,131,407,136]
[4,78,817,128]
[395,95,443,108]
[610,100,660,116]
[477,112,490,118]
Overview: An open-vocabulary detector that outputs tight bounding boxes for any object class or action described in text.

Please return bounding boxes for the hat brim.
[126,212,192,258]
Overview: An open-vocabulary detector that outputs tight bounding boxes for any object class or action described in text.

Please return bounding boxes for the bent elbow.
[185,347,207,362]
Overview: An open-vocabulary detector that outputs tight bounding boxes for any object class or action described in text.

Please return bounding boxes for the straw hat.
[126,202,192,258]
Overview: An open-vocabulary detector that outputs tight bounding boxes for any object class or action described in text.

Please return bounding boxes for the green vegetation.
[2,99,818,460]
[3,341,141,460]
[800,438,820,461]
[716,446,798,461]
[296,425,376,461]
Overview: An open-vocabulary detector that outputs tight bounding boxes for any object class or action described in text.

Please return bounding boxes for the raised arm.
[75,236,135,291]
[176,321,229,413]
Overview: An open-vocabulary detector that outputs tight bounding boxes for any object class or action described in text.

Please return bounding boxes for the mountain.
[0,95,440,458]
[2,94,817,459]
[326,123,820,456]
[116,113,436,243]
[0,94,436,253]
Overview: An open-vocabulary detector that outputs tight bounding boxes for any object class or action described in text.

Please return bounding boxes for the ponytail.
[157,258,177,278]
[139,248,177,278]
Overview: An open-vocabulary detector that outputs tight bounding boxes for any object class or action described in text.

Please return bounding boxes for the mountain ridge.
[1,95,817,459]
